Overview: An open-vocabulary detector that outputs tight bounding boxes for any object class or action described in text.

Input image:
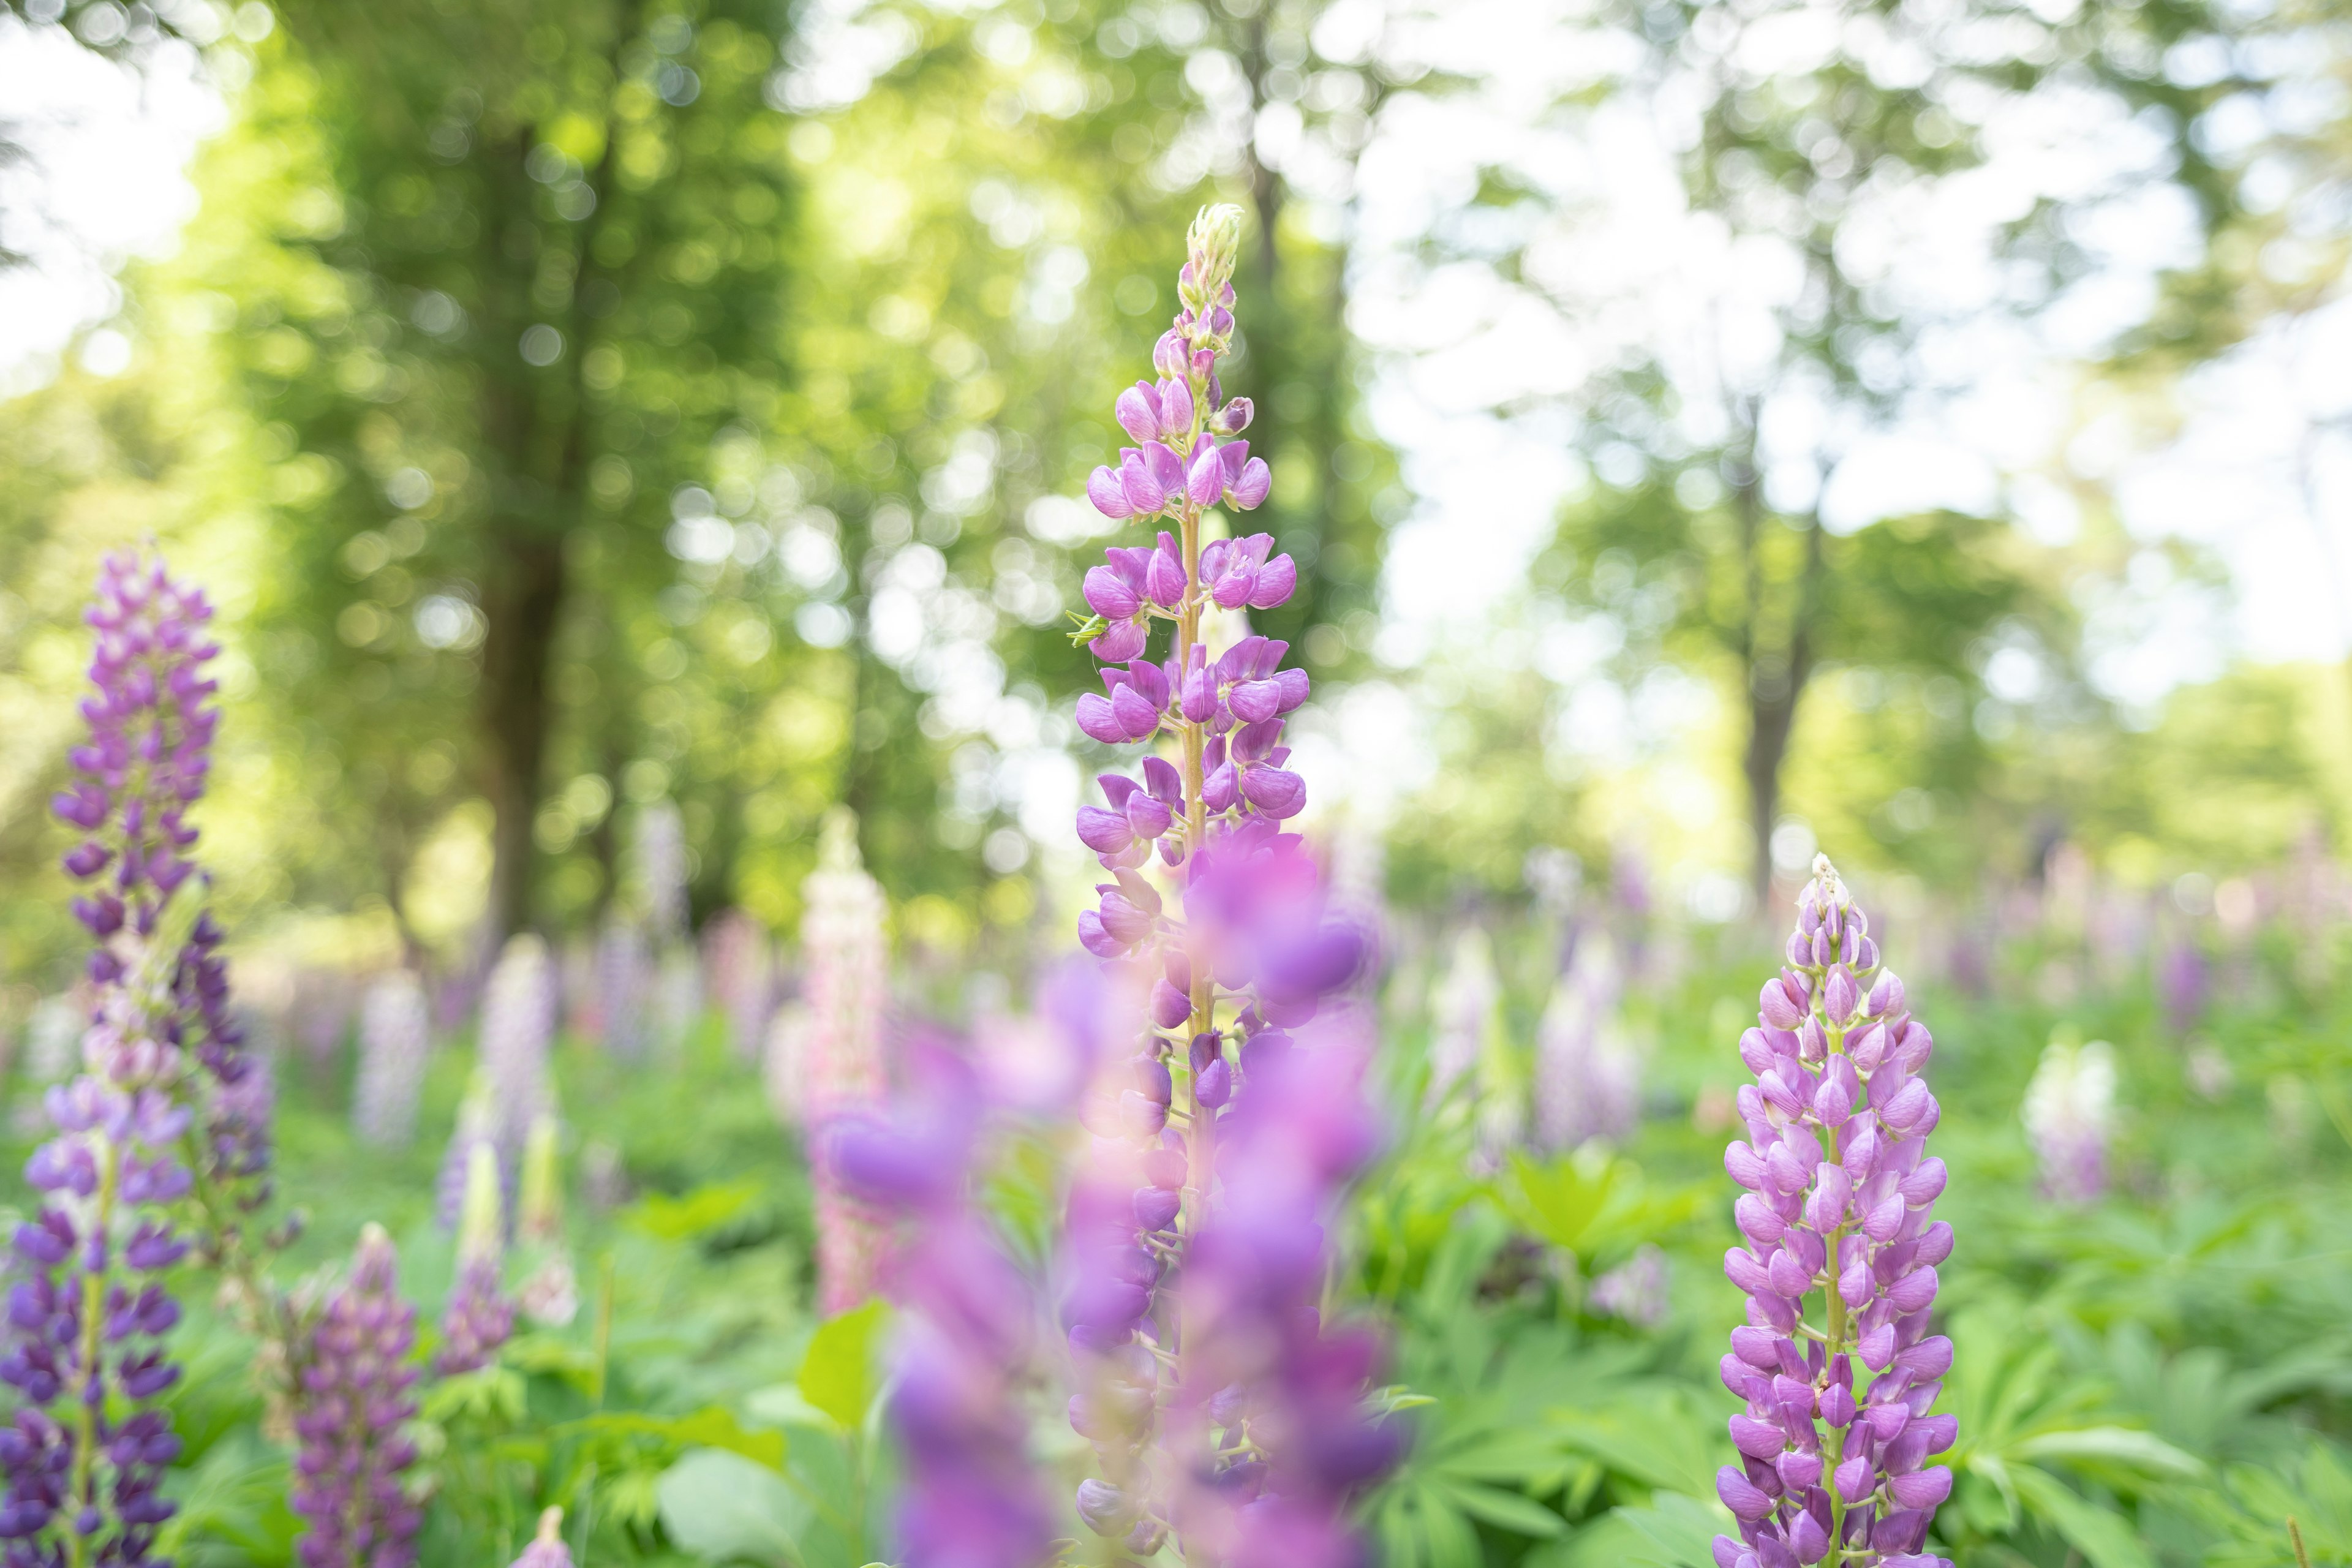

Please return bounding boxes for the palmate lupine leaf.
[2201,1442,2352,1567]
[1939,1306,2209,1566]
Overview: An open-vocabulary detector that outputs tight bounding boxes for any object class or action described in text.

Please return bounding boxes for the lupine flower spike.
[290,1224,423,1568]
[786,809,892,1315]
[1059,204,1398,1565]
[1535,927,1638,1152]
[832,1046,1055,1568]
[480,933,555,1164]
[514,1112,579,1327]
[2021,1035,2116,1205]
[0,551,260,1564]
[437,1142,514,1374]
[353,970,431,1148]
[1716,856,1956,1568]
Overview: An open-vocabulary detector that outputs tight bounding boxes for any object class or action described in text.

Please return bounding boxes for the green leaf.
[1619,1493,1734,1568]
[2013,1426,2209,1481]
[657,1446,810,1566]
[1433,1479,1568,1537]
[800,1300,891,1431]
[626,1178,764,1241]
[2010,1464,2157,1568]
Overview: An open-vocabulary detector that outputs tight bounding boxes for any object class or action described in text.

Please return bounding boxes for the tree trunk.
[478,532,568,941]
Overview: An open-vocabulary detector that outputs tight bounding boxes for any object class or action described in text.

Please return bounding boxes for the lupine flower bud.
[1713,856,1956,1568]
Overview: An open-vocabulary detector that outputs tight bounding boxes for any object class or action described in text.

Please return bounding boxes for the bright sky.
[3,1,2345,833]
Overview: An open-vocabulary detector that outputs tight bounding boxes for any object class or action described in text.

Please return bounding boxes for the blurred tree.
[1457,0,2275,903]
[215,0,799,943]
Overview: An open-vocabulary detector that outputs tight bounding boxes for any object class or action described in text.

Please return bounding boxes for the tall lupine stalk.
[790,809,892,1315]
[1061,206,1395,1565]
[353,970,431,1149]
[4,553,257,1564]
[1717,858,1956,1568]
[289,1224,423,1568]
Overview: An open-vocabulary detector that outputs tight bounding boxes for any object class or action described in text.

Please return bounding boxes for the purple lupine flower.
[2157,938,2206,1034]
[1534,926,1638,1151]
[635,800,690,943]
[436,1071,499,1231]
[595,916,650,1060]
[832,1044,1056,1568]
[56,551,271,1216]
[353,970,431,1148]
[290,1224,423,1568]
[1055,205,1395,1565]
[1716,856,1956,1568]
[480,933,555,1163]
[2020,1036,2116,1205]
[510,1507,573,1568]
[1158,1010,1400,1568]
[0,552,284,1562]
[437,1142,514,1375]
[1425,926,1499,1107]
[785,810,893,1316]
[1589,1245,1671,1328]
[703,908,775,1061]
[0,1087,189,1564]
[514,1114,578,1328]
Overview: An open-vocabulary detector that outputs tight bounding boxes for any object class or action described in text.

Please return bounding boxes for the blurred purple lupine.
[594,916,650,1060]
[1534,926,1638,1152]
[353,970,431,1149]
[290,1224,423,1568]
[787,810,892,1316]
[2157,938,2206,1034]
[703,908,774,1061]
[0,552,263,1561]
[479,933,555,1164]
[437,1142,514,1375]
[1159,1017,1398,1568]
[1060,205,1396,1564]
[510,1507,573,1568]
[831,1044,1056,1568]
[2020,1036,2116,1205]
[1716,856,1957,1568]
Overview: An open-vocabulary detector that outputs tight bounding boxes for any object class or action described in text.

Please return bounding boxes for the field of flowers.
[6,206,2350,1568]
